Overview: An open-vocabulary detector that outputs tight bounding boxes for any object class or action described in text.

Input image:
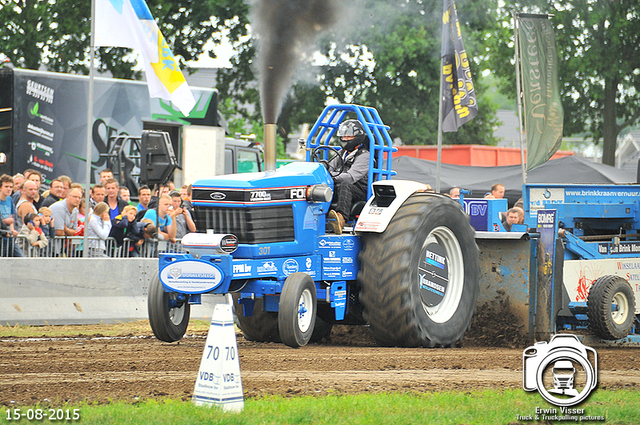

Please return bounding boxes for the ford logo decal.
[210,192,226,200]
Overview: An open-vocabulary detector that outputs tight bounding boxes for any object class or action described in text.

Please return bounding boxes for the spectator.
[15,180,39,229]
[143,194,176,242]
[147,182,171,210]
[140,219,157,239]
[26,170,44,210]
[86,202,112,257]
[0,175,24,257]
[502,207,523,232]
[58,175,72,199]
[90,184,106,208]
[11,176,24,205]
[75,198,86,237]
[38,206,55,239]
[449,187,461,199]
[11,169,36,205]
[170,190,196,239]
[42,178,65,207]
[12,173,24,195]
[135,185,152,220]
[18,212,48,255]
[514,206,525,224]
[110,205,146,255]
[119,187,131,204]
[50,187,82,237]
[104,178,128,220]
[0,174,18,237]
[487,183,505,199]
[99,168,114,186]
[180,184,193,212]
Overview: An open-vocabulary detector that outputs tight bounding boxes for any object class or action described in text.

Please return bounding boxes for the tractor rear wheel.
[358,194,479,347]
[278,273,317,348]
[232,295,281,343]
[587,275,635,340]
[148,271,190,342]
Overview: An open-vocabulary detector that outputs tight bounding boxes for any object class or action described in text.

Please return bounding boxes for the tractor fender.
[355,180,431,233]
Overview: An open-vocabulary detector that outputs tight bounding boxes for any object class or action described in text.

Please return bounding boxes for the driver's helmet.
[337,120,367,152]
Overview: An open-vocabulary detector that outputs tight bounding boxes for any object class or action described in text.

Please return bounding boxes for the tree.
[489,0,640,165]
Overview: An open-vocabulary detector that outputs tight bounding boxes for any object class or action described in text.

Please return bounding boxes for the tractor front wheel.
[358,194,479,347]
[148,271,190,342]
[278,273,317,348]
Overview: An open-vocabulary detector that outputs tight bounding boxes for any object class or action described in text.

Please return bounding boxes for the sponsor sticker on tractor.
[160,260,225,293]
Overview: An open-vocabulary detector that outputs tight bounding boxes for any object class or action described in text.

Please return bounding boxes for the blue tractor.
[148,104,480,348]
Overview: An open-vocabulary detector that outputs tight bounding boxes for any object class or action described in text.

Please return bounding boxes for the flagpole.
[436,56,444,194]
[514,12,527,185]
[83,0,96,257]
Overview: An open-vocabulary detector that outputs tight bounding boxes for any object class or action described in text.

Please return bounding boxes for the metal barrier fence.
[0,235,187,258]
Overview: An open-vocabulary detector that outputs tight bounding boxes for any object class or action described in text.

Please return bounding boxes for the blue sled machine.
[522,183,640,344]
[148,104,481,348]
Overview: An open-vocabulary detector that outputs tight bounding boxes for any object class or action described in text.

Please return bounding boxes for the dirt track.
[0,325,639,406]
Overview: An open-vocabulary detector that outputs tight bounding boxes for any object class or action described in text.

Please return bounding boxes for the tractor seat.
[350,201,366,219]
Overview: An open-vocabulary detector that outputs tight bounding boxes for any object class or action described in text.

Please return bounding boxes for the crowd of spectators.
[0,168,195,257]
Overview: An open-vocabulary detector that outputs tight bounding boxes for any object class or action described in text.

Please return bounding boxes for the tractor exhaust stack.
[264,123,277,172]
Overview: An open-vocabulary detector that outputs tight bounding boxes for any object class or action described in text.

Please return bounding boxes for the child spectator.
[86,202,112,257]
[74,198,86,237]
[110,205,146,256]
[38,206,55,239]
[18,212,48,255]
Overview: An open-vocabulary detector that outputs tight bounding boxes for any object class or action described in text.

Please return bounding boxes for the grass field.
[2,390,638,425]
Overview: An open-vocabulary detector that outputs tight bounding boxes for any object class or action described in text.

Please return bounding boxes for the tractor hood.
[191,162,333,205]
[193,161,331,189]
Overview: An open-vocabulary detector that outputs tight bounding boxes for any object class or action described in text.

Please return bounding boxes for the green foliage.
[488,0,640,165]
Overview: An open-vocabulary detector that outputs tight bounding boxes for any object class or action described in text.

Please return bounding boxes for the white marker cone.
[192,303,244,411]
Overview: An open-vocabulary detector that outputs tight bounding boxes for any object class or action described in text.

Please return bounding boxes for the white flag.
[95,0,196,116]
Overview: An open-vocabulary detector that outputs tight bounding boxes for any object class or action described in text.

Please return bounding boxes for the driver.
[326,119,370,234]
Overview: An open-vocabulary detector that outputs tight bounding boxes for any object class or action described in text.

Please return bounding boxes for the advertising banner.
[440,0,478,132]
[7,69,216,187]
[517,14,564,170]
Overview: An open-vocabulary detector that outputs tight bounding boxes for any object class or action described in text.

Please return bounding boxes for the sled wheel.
[278,273,317,348]
[148,270,190,342]
[358,193,480,347]
[232,294,281,342]
[587,275,636,340]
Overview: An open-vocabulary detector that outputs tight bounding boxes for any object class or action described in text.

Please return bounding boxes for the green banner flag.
[441,0,478,132]
[517,14,564,170]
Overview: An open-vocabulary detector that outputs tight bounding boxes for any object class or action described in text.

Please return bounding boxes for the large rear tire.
[232,294,281,343]
[278,273,317,348]
[148,271,190,342]
[587,275,635,340]
[358,194,479,347]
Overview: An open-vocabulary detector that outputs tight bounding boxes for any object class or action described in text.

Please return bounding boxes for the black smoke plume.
[250,0,342,124]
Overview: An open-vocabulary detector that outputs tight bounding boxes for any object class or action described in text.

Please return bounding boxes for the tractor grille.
[193,205,295,244]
